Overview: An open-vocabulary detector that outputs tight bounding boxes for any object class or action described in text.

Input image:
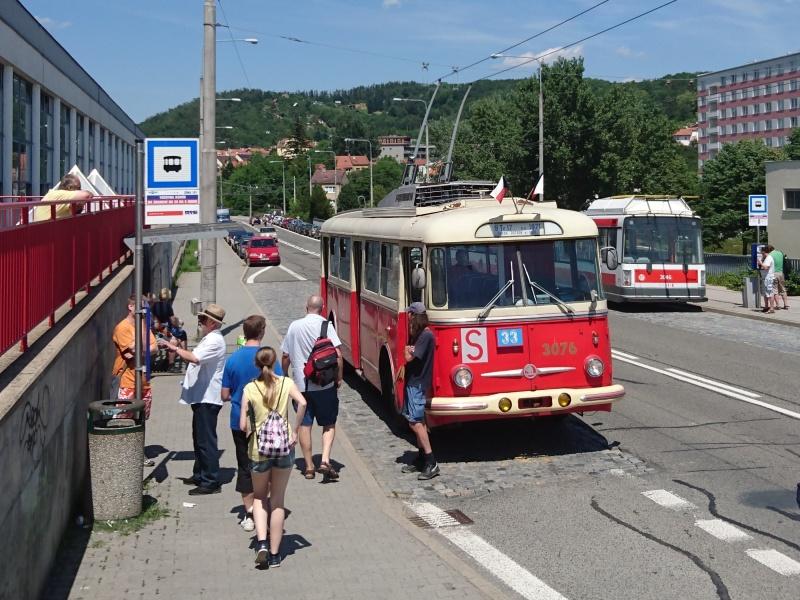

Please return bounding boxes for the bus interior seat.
[635,257,651,264]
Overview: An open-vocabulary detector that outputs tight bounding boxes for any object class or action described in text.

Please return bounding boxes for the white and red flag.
[529,173,544,200]
[490,176,509,203]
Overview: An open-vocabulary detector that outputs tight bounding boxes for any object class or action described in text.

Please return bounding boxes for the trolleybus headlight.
[585,357,604,378]
[558,393,572,407]
[453,367,473,389]
[498,397,513,412]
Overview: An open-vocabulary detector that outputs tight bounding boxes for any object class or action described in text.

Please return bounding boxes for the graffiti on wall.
[18,384,51,463]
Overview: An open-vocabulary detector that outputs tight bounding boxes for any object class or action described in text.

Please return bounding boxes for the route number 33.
[541,341,577,356]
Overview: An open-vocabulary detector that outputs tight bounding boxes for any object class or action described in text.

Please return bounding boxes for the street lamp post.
[491,54,544,180]
[393,97,429,181]
[269,160,286,214]
[344,138,373,207]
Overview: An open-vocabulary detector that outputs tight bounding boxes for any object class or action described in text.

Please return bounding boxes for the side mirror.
[602,247,619,270]
[412,265,427,290]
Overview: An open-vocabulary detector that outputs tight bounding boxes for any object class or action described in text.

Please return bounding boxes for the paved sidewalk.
[704,284,799,327]
[43,241,496,600]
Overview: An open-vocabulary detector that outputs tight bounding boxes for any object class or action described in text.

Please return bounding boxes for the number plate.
[496,327,523,347]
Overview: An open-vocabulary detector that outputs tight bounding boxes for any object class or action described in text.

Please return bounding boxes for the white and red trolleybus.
[584,195,706,303]
[320,181,625,427]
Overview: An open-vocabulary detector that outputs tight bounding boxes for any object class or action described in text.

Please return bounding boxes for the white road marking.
[611,349,640,361]
[245,266,272,284]
[278,238,320,257]
[665,368,761,399]
[641,489,696,510]
[278,264,306,281]
[694,519,752,542]
[746,549,800,576]
[408,502,462,528]
[613,354,800,421]
[408,502,569,600]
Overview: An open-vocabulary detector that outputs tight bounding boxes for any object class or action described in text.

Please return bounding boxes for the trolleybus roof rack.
[370,180,495,214]
[583,195,695,217]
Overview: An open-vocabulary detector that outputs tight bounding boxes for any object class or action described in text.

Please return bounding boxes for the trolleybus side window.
[405,247,423,304]
[329,236,339,278]
[380,243,400,300]
[364,241,381,293]
[430,248,447,307]
[339,237,351,282]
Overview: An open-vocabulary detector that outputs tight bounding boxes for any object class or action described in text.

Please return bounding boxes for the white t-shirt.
[281,314,341,392]
[180,329,227,405]
[761,254,775,277]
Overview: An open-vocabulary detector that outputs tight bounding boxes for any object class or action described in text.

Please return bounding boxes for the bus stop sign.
[144,138,200,225]
[748,194,768,227]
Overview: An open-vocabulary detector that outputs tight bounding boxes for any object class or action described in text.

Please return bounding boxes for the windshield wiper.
[478,279,514,320]
[522,263,575,314]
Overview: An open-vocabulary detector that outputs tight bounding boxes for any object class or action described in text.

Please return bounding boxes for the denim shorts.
[250,447,295,472]
[402,385,427,424]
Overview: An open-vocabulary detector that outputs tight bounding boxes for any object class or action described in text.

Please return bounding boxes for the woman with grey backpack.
[240,347,307,568]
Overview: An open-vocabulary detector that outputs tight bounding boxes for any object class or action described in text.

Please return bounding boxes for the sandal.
[318,462,339,482]
[303,469,316,480]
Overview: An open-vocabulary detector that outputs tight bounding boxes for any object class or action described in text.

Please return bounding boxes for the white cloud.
[383,0,401,7]
[35,16,72,30]
[616,46,645,59]
[498,45,583,70]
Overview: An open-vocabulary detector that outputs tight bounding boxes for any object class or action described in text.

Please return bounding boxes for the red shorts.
[117,386,152,420]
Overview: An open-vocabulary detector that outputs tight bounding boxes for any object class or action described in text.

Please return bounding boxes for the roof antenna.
[402,81,440,185]
[438,84,472,183]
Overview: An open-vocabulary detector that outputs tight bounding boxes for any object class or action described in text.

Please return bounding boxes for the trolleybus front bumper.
[427,384,625,424]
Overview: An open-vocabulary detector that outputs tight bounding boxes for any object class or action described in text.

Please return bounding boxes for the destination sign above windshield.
[475,221,563,238]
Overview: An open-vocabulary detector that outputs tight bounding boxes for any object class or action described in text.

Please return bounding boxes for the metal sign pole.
[134,139,145,404]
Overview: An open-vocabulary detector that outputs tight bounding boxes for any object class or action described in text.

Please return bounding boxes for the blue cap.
[405,302,426,314]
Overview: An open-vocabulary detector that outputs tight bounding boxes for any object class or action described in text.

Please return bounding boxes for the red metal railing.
[0,195,135,354]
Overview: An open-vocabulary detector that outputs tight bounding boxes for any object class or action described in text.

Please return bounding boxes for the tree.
[287,116,308,156]
[784,128,800,160]
[697,140,781,247]
[309,185,333,221]
[338,157,404,211]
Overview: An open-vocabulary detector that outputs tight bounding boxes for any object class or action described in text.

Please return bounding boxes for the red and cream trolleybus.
[320,181,625,427]
[584,195,706,303]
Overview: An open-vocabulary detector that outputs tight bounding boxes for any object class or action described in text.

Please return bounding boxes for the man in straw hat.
[161,303,228,495]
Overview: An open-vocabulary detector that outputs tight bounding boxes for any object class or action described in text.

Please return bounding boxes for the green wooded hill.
[139,73,699,150]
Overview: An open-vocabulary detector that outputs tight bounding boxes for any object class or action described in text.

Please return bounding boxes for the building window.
[12,74,33,197]
[730,74,737,84]
[88,122,95,170]
[753,69,760,80]
[75,114,84,169]
[99,128,105,176]
[777,64,784,76]
[40,92,54,194]
[786,190,800,210]
[792,117,798,128]
[766,137,773,147]
[721,76,727,86]
[766,67,772,77]
[59,104,70,175]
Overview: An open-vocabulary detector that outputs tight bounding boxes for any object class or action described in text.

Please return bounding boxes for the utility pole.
[134,140,144,405]
[538,61,544,180]
[200,0,217,305]
[248,185,253,222]
[293,176,296,208]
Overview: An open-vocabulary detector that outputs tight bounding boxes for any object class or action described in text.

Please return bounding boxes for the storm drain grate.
[407,504,473,529]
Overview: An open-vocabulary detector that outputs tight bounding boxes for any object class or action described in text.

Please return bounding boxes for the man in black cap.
[401,302,439,480]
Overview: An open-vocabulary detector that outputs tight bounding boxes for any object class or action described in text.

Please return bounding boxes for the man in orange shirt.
[112,295,158,447]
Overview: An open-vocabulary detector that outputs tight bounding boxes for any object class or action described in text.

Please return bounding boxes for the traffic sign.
[144,138,200,225]
[748,194,768,226]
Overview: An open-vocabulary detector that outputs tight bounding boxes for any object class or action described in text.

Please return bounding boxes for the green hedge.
[707,270,799,295]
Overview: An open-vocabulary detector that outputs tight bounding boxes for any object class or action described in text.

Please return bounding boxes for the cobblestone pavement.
[248,278,649,505]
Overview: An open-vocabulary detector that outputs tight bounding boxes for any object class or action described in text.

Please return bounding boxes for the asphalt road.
[237,221,800,600]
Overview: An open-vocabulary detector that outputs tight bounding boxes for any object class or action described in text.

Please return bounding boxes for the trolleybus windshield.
[622,216,703,265]
[429,239,602,310]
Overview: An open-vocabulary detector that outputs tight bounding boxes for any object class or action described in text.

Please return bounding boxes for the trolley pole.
[134,139,144,405]
[200,0,217,305]
[538,61,544,180]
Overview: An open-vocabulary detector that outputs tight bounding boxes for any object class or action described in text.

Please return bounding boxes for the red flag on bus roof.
[490,176,509,203]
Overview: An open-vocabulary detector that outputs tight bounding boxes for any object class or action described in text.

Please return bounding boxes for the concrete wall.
[144,241,181,295]
[0,265,133,600]
[766,160,800,257]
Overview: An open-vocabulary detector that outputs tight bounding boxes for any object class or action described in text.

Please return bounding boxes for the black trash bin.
[87,399,145,521]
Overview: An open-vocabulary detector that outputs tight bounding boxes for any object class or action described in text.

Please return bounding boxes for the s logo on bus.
[461,327,488,363]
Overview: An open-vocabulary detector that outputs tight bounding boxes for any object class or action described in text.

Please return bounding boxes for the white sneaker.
[240,515,255,532]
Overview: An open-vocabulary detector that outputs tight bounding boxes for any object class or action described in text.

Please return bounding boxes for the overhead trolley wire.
[472,0,679,83]
[217,0,252,87]
[434,0,612,82]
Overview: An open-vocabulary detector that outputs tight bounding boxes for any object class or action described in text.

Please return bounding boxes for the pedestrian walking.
[160,303,227,495]
[112,294,159,467]
[768,245,791,310]
[221,315,283,532]
[758,246,777,314]
[400,302,439,480]
[281,295,343,481]
[240,347,307,568]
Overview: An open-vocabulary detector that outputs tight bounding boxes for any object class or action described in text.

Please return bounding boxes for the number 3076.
[541,341,577,356]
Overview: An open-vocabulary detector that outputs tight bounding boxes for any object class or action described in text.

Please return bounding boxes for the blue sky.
[21,0,800,122]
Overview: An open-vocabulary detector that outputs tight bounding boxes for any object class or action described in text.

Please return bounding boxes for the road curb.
[703,305,800,329]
